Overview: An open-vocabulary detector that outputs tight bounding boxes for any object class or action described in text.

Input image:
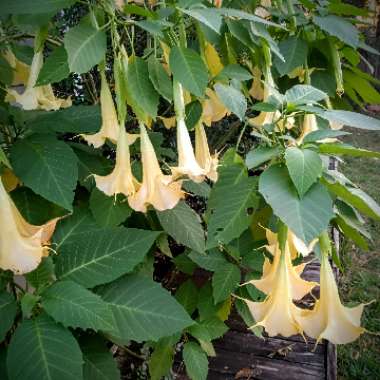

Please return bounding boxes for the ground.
[338,129,380,379]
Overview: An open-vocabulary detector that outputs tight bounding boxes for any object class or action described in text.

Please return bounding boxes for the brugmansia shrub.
[0,0,379,379]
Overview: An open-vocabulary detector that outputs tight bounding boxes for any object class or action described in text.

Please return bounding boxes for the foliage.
[0,0,379,379]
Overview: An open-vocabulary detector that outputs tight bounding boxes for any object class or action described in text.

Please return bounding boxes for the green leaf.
[26,257,55,289]
[285,85,327,106]
[42,280,113,331]
[157,201,205,253]
[214,83,247,121]
[252,102,278,112]
[212,263,240,304]
[180,8,223,34]
[182,180,210,197]
[173,253,197,275]
[56,228,159,288]
[188,249,228,271]
[274,37,308,76]
[96,274,194,343]
[335,215,368,251]
[28,105,101,134]
[320,110,380,131]
[245,145,281,169]
[148,56,173,102]
[89,188,132,228]
[175,279,199,314]
[302,130,350,143]
[0,147,11,168]
[64,24,106,74]
[10,134,78,211]
[206,164,258,249]
[0,292,17,342]
[259,165,334,243]
[36,46,70,85]
[0,56,13,85]
[285,147,323,197]
[185,100,203,130]
[183,342,208,380]
[313,15,359,48]
[7,315,83,380]
[81,336,120,380]
[328,2,368,16]
[126,57,159,122]
[149,335,178,380]
[0,0,77,14]
[52,208,103,250]
[322,179,380,221]
[20,293,39,319]
[169,46,208,97]
[310,71,336,97]
[187,317,228,341]
[318,143,380,158]
[217,64,252,81]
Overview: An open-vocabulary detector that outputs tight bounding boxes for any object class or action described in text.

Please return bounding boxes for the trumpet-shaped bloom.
[195,123,219,182]
[244,251,305,337]
[297,253,366,344]
[128,124,183,212]
[297,113,318,144]
[249,237,317,300]
[202,88,229,126]
[6,51,71,111]
[0,178,58,274]
[82,71,124,148]
[288,230,317,258]
[94,126,138,197]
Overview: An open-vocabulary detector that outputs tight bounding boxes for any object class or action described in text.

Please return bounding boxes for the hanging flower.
[6,50,71,111]
[288,230,317,258]
[244,250,305,338]
[297,252,366,344]
[172,82,206,183]
[249,67,264,101]
[195,123,219,182]
[82,71,119,148]
[94,126,138,198]
[0,178,59,274]
[297,113,318,144]
[128,123,183,212]
[202,88,230,127]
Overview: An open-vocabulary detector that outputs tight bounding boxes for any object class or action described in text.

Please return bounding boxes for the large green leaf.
[148,56,173,102]
[56,228,159,288]
[245,145,281,169]
[126,56,159,122]
[169,46,208,97]
[0,292,17,342]
[214,83,247,121]
[302,130,350,143]
[157,201,205,253]
[10,134,78,211]
[26,257,55,289]
[42,280,113,331]
[7,315,83,380]
[319,143,380,158]
[322,179,380,221]
[183,342,208,380]
[274,36,308,76]
[52,208,103,250]
[180,8,223,34]
[188,249,229,272]
[0,0,77,14]
[285,147,323,197]
[285,85,327,106]
[187,317,228,341]
[89,188,132,228]
[206,164,259,249]
[96,274,193,343]
[259,165,334,243]
[149,336,178,380]
[36,46,70,85]
[81,337,120,380]
[64,24,106,74]
[212,263,240,304]
[175,279,199,314]
[217,64,252,81]
[313,15,359,48]
[320,110,380,131]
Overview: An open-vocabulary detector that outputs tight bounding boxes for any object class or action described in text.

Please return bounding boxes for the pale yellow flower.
[6,51,71,111]
[297,253,366,344]
[94,126,138,197]
[195,123,219,182]
[249,67,264,101]
[297,113,318,144]
[0,178,58,274]
[128,123,183,212]
[202,88,229,127]
[288,230,317,258]
[254,0,272,19]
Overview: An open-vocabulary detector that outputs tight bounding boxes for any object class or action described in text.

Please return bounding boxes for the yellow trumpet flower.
[297,253,366,344]
[94,126,138,198]
[6,50,71,111]
[128,123,183,212]
[82,71,119,148]
[172,82,206,183]
[202,88,230,127]
[244,250,305,338]
[0,178,58,274]
[297,113,318,144]
[195,123,219,182]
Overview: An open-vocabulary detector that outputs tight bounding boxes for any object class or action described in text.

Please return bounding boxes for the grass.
[337,129,380,379]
